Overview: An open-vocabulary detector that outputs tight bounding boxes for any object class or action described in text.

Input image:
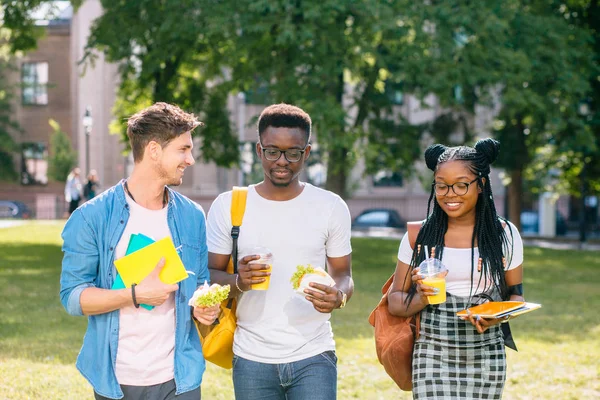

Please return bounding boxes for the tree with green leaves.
[0,49,20,181]
[80,1,436,197]
[83,0,594,207]
[400,1,594,227]
[82,0,239,168]
[554,0,600,198]
[209,0,427,197]
[47,119,76,182]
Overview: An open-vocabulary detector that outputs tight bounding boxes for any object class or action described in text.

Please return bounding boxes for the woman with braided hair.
[388,138,524,399]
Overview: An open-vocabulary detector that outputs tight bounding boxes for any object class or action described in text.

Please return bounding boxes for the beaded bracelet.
[235,274,246,293]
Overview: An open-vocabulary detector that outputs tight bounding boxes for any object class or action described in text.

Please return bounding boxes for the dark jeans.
[94,379,200,400]
[68,198,80,214]
[232,351,338,400]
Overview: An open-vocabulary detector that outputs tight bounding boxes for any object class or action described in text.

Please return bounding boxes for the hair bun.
[474,138,500,165]
[424,144,448,171]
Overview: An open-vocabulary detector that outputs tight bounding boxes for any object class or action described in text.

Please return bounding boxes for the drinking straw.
[423,245,431,275]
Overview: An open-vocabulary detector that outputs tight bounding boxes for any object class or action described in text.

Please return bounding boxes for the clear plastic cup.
[419,258,447,304]
[248,246,272,290]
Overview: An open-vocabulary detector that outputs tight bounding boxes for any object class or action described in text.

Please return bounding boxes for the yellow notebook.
[114,236,188,287]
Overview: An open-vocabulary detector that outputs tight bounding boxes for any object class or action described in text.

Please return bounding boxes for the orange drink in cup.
[419,257,447,305]
[422,276,446,304]
[248,247,273,290]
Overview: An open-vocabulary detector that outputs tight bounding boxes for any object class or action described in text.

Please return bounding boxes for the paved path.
[522,238,600,251]
[351,229,600,250]
[0,220,24,229]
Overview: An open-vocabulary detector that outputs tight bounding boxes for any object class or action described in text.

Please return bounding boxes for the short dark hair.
[257,103,311,143]
[127,102,203,162]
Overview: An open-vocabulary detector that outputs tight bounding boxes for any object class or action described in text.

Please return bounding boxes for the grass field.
[0,221,598,399]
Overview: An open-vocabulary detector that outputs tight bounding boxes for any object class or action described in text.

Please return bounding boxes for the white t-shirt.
[397,220,523,297]
[114,194,175,386]
[206,183,352,364]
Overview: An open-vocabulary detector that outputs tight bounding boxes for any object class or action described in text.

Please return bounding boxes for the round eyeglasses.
[260,144,307,163]
[433,178,479,196]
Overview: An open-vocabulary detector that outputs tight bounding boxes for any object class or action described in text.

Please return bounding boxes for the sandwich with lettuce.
[290,264,335,294]
[188,281,230,307]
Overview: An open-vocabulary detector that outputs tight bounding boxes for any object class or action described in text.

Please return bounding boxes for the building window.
[373,170,403,187]
[22,62,49,105]
[245,78,271,105]
[385,81,404,105]
[21,142,48,185]
[453,85,464,104]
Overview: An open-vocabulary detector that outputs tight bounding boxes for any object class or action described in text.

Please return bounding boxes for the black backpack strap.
[231,226,240,274]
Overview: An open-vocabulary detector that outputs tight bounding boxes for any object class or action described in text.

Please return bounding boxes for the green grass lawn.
[0,221,598,399]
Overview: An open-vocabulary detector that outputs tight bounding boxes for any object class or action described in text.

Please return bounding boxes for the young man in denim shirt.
[60,102,219,400]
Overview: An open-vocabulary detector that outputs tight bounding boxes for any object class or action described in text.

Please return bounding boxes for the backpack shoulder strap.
[407,220,425,250]
[227,186,248,275]
[231,186,248,227]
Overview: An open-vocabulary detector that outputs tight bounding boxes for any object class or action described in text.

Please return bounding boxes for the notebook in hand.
[112,233,156,310]
[456,301,542,319]
[114,236,188,288]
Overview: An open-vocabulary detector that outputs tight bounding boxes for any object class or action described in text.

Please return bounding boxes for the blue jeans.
[232,351,337,400]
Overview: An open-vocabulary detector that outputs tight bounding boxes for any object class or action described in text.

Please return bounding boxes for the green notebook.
[111,233,155,310]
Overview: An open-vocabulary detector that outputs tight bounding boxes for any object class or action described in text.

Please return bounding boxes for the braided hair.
[404,138,514,305]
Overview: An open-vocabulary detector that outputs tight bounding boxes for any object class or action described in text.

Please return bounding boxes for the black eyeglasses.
[433,178,479,196]
[259,143,307,163]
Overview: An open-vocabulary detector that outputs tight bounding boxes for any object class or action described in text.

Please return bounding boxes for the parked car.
[0,201,33,219]
[520,210,567,236]
[352,208,405,236]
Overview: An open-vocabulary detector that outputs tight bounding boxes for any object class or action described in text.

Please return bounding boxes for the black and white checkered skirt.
[412,292,506,399]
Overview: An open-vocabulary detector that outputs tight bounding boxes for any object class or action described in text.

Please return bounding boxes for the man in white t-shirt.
[60,103,219,400]
[207,103,354,400]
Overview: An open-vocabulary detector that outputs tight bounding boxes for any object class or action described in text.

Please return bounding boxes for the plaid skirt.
[412,292,506,400]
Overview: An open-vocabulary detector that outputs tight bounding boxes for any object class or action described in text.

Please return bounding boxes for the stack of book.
[112,234,188,310]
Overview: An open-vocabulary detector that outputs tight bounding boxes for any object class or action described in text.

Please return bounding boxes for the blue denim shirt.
[60,182,208,399]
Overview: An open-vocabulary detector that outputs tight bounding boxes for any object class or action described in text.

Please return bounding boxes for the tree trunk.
[152,56,181,102]
[326,146,348,198]
[508,168,522,231]
[507,117,527,230]
[325,70,349,198]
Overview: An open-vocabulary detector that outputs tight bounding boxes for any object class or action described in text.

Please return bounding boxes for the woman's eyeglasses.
[433,178,479,196]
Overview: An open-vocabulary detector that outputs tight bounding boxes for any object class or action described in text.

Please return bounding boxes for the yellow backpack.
[194,186,248,369]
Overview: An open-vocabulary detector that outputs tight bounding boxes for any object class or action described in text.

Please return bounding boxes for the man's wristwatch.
[337,289,347,309]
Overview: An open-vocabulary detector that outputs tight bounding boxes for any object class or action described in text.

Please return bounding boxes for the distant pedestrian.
[64,167,83,215]
[84,169,100,200]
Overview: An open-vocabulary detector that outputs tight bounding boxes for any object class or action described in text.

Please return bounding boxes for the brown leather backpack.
[368,222,422,391]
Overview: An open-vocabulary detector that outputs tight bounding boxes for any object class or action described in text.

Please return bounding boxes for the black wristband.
[508,283,523,297]
[131,283,140,308]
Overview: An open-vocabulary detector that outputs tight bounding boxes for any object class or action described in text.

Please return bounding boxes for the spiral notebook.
[456,301,542,319]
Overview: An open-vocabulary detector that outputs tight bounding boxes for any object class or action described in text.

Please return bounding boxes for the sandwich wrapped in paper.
[290,264,335,295]
[188,281,230,308]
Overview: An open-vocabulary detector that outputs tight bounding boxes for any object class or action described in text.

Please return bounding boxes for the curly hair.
[257,103,312,144]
